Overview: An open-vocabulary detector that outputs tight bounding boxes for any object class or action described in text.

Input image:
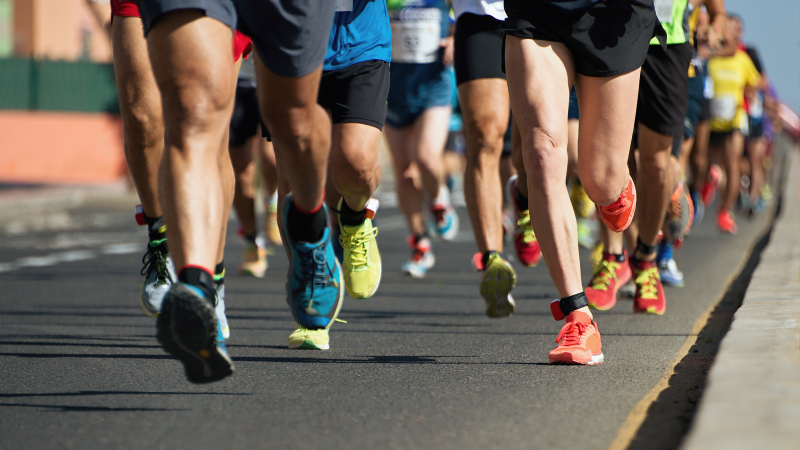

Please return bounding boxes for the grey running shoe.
[140,241,176,316]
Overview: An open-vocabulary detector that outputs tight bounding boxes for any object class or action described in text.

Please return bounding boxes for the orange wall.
[0,111,126,184]
[13,0,111,62]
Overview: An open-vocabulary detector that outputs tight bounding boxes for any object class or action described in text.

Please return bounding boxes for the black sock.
[612,253,625,263]
[178,267,216,304]
[514,187,528,211]
[339,199,367,227]
[242,233,257,245]
[287,201,327,243]
[144,214,166,242]
[214,262,225,287]
[481,250,498,268]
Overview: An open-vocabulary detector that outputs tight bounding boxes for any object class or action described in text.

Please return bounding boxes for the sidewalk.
[682,136,800,450]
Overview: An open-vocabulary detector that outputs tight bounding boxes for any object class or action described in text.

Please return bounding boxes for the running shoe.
[140,239,176,317]
[548,311,604,365]
[570,181,595,219]
[576,217,596,249]
[282,195,345,330]
[663,181,694,242]
[505,175,542,267]
[474,252,517,318]
[701,164,722,207]
[215,283,230,339]
[590,242,604,270]
[402,235,435,278]
[658,258,685,287]
[338,198,381,299]
[265,194,282,245]
[750,197,767,215]
[156,283,234,383]
[716,210,738,234]
[632,260,666,315]
[691,190,704,226]
[596,176,637,233]
[429,187,459,241]
[238,238,267,278]
[586,252,632,311]
[288,326,330,350]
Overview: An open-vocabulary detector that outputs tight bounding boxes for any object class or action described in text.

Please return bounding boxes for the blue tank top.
[324,0,393,71]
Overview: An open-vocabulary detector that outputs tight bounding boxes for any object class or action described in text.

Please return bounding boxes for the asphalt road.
[0,187,771,450]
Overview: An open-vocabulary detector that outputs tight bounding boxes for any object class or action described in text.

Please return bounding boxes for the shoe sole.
[140,296,159,318]
[288,339,330,350]
[403,255,435,279]
[481,260,517,318]
[549,352,604,365]
[239,267,266,278]
[156,285,234,384]
[634,305,666,315]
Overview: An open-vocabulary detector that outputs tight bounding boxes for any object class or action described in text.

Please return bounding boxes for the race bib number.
[655,0,674,23]
[391,14,441,63]
[335,0,353,11]
[710,95,737,121]
[749,94,764,119]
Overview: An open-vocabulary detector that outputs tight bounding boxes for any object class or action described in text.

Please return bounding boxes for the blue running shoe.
[156,283,234,383]
[691,191,704,226]
[658,258,685,287]
[282,195,344,330]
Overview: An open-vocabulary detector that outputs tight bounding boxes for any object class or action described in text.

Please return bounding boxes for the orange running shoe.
[716,210,738,234]
[548,311,604,365]
[586,252,632,311]
[632,260,666,315]
[596,176,637,233]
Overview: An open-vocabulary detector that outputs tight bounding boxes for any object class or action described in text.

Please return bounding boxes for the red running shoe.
[548,311,604,365]
[716,210,738,234]
[701,165,723,207]
[506,176,542,267]
[586,252,632,311]
[633,260,666,315]
[596,176,637,233]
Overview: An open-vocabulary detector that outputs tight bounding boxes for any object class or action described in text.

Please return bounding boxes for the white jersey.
[451,0,506,21]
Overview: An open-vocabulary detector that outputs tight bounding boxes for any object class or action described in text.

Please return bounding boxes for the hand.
[440,36,454,66]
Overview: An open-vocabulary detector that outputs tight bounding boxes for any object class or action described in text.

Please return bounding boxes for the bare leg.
[566,118,579,180]
[460,78,510,253]
[385,125,427,236]
[747,136,765,202]
[147,11,235,272]
[720,131,744,212]
[229,136,257,237]
[330,123,382,211]
[112,16,164,219]
[690,120,711,194]
[634,124,674,261]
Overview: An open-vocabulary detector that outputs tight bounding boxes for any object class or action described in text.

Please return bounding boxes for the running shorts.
[699,98,711,122]
[748,117,764,139]
[121,0,251,61]
[229,82,259,147]
[568,87,579,120]
[386,61,452,128]
[636,42,693,137]
[454,13,506,86]
[683,74,704,139]
[498,0,658,77]
[262,59,390,140]
[137,0,331,78]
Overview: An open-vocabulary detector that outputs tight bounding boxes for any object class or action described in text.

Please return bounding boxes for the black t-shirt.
[745,46,764,75]
[538,0,600,11]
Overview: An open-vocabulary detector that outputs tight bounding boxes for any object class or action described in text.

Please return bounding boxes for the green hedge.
[0,58,119,113]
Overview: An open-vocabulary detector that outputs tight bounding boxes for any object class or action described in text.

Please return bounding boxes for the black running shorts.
[229,82,259,147]
[498,0,658,77]
[138,0,334,79]
[454,13,506,86]
[683,73,704,139]
[636,42,693,138]
[262,59,390,140]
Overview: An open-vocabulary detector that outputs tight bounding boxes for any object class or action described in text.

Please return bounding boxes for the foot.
[156,283,234,383]
[214,283,230,339]
[238,239,267,278]
[429,188,459,241]
[658,258,685,287]
[691,190,704,226]
[633,259,666,315]
[596,176,636,233]
[506,175,542,267]
[570,181,595,219]
[664,181,694,241]
[586,252,632,311]
[716,210,738,234]
[282,195,345,330]
[288,327,330,350]
[265,196,282,245]
[402,235,435,278]
[140,239,175,317]
[701,165,722,207]
[548,311,604,365]
[338,198,381,299]
[474,252,517,318]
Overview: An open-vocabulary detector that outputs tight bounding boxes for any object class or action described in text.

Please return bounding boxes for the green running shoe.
[338,198,382,299]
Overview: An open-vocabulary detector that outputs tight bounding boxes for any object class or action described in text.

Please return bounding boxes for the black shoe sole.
[156,284,233,384]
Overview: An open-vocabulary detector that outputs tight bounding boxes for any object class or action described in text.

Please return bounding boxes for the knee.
[464,117,506,165]
[335,150,378,189]
[165,85,231,135]
[579,164,630,206]
[124,102,164,148]
[524,128,566,177]
[639,151,669,183]
[262,106,315,150]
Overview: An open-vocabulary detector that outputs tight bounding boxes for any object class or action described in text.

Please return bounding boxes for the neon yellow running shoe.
[239,240,267,278]
[570,181,595,219]
[476,251,517,318]
[288,327,329,350]
[338,198,381,299]
[590,242,604,270]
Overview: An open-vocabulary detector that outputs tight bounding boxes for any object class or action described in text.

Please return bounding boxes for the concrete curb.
[682,136,800,450]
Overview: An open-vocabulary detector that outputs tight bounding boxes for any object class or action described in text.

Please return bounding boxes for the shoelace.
[556,320,590,347]
[635,266,660,300]
[296,246,331,306]
[339,227,378,268]
[516,211,536,243]
[140,241,172,284]
[590,260,620,291]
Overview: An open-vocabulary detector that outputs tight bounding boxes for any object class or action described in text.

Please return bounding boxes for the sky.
[725,0,800,113]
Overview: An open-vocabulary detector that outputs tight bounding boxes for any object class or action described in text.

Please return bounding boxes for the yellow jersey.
[707,49,761,132]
